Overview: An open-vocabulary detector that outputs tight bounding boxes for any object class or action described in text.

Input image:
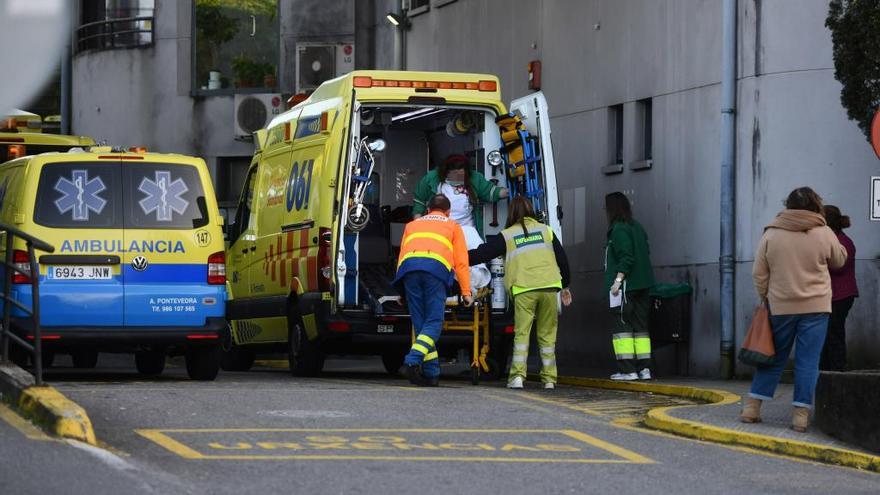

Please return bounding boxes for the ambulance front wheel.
[185,346,220,381]
[287,309,324,377]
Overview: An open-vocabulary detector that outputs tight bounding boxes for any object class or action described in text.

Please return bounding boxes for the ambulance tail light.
[207,252,226,285]
[128,146,147,153]
[7,145,25,159]
[12,250,32,284]
[318,227,332,292]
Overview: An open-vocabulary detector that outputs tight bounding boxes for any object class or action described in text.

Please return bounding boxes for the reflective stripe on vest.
[397,214,457,272]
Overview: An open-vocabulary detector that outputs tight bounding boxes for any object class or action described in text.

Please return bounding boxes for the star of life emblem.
[138,171,189,222]
[54,170,107,221]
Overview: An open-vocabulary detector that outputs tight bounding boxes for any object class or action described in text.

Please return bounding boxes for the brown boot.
[740,398,762,423]
[792,407,810,432]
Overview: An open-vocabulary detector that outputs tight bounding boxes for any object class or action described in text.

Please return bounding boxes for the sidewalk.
[557,374,880,472]
[657,378,876,455]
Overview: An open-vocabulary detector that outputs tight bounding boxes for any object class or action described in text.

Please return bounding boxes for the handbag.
[737,303,776,367]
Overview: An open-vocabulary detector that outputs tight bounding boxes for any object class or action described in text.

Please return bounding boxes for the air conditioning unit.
[233,93,284,140]
[296,42,355,93]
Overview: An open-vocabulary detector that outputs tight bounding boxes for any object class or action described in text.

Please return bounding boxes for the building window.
[610,104,623,165]
[77,0,155,53]
[639,98,652,161]
[408,0,430,16]
[193,0,279,94]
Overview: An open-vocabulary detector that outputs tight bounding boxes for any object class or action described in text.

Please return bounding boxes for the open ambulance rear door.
[508,91,562,241]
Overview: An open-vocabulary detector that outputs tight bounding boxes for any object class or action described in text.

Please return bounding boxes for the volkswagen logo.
[131,256,148,271]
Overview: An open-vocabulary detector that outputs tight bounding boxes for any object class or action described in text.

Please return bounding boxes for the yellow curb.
[557,376,880,473]
[17,386,96,445]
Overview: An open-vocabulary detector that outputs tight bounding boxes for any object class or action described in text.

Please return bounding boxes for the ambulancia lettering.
[59,239,186,254]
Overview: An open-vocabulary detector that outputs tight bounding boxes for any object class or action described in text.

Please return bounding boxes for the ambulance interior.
[344,105,507,314]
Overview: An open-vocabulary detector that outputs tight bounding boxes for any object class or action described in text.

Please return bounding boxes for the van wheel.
[72,350,99,369]
[135,350,166,376]
[287,309,324,377]
[185,346,220,381]
[220,347,255,372]
[381,352,405,375]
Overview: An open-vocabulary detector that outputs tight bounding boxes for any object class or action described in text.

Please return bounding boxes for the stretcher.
[495,112,546,222]
[411,286,496,385]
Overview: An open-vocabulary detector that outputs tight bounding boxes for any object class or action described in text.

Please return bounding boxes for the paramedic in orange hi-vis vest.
[393,194,473,387]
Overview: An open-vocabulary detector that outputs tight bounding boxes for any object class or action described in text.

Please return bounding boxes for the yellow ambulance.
[0,147,227,380]
[223,70,560,377]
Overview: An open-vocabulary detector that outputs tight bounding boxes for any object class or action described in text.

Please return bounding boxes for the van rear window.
[33,162,208,229]
[34,162,122,228]
[125,163,208,229]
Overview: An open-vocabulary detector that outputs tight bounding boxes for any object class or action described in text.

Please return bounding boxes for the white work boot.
[638,368,652,380]
[543,382,555,390]
[610,372,639,381]
[507,376,524,389]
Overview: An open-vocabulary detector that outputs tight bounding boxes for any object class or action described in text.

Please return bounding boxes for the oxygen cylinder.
[490,258,506,309]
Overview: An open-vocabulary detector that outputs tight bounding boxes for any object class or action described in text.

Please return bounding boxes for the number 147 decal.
[286,159,314,212]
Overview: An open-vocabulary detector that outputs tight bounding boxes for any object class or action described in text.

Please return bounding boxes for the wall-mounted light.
[386,12,410,29]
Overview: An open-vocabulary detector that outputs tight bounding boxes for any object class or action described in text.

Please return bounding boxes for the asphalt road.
[2,355,878,495]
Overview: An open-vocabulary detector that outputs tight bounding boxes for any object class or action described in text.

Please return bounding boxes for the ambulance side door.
[227,165,259,302]
[508,91,563,240]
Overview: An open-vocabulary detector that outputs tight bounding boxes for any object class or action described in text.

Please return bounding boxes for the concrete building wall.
[400,0,880,375]
[72,0,356,192]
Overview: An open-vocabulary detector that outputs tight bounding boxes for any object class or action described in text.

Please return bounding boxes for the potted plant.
[263,64,277,88]
[232,55,262,88]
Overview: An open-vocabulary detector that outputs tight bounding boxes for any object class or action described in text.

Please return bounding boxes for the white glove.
[610,279,623,296]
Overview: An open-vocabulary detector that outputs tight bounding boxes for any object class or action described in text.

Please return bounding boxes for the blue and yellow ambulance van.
[0,147,227,380]
[223,70,561,377]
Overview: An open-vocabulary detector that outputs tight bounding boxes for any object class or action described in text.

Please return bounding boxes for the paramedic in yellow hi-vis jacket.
[394,194,473,387]
[468,197,571,389]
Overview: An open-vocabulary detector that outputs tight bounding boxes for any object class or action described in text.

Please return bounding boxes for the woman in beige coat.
[741,187,847,432]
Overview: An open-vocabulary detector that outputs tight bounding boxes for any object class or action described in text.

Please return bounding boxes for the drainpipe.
[719,0,737,379]
[60,16,72,135]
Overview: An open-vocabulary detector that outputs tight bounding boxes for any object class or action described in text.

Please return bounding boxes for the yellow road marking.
[135,429,206,459]
[0,402,53,441]
[517,392,604,417]
[561,429,653,464]
[135,427,655,464]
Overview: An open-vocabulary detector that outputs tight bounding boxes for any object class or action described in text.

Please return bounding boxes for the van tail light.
[12,250,32,284]
[208,251,226,285]
[317,227,332,292]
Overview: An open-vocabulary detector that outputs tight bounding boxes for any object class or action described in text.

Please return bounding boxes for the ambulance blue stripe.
[123,264,206,283]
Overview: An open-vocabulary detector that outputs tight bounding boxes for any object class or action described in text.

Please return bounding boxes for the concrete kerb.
[0,363,96,445]
[557,376,880,473]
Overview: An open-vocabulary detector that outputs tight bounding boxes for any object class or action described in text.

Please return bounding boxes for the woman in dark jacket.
[604,192,655,381]
[819,205,858,371]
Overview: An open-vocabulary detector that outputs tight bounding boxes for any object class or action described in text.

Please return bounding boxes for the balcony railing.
[76,14,154,54]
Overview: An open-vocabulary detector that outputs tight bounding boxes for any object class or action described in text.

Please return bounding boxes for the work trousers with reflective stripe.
[403,271,446,378]
[510,289,558,384]
[610,289,652,374]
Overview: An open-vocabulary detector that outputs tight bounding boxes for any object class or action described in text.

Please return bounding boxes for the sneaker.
[610,372,639,381]
[422,377,439,387]
[507,376,524,389]
[399,364,425,386]
[638,368,652,380]
[543,382,555,390]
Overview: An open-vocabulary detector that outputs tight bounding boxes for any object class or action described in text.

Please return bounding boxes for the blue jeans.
[749,312,829,408]
[402,271,447,379]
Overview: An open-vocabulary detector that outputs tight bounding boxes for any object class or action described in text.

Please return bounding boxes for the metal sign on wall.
[872,177,880,221]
